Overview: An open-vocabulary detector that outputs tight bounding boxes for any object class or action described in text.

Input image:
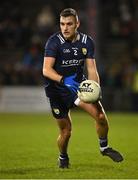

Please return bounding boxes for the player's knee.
[61,128,72,139]
[99,113,105,120]
[97,113,107,126]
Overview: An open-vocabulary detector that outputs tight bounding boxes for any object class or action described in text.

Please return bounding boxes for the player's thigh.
[56,115,72,132]
[48,96,72,131]
[49,96,69,119]
[78,100,106,120]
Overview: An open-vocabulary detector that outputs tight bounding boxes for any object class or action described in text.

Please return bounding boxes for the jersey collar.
[60,31,80,43]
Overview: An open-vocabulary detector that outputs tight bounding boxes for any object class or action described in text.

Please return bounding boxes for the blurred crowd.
[0,0,87,85]
[98,0,138,92]
[0,0,138,97]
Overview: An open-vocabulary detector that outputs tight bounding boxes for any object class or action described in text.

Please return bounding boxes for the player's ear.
[76,20,80,29]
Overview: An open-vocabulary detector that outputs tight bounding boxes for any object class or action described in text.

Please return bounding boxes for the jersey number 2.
[73,49,78,56]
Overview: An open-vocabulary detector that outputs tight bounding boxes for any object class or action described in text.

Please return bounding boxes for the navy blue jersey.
[44,31,95,99]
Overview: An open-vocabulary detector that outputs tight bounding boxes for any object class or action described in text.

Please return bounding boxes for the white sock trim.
[59,157,66,160]
[100,145,109,152]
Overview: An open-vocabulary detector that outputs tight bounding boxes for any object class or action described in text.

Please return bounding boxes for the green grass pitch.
[0,111,138,179]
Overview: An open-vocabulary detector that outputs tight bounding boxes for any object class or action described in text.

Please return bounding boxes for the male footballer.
[43,8,123,168]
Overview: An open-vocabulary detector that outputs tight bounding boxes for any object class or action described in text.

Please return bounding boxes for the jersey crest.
[82,48,87,55]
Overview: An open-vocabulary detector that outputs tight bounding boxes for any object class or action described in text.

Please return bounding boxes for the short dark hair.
[60,8,79,21]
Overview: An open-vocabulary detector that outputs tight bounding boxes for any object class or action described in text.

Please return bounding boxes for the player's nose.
[64,25,68,31]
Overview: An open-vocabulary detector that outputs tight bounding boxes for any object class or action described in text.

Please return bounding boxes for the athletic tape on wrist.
[74,97,81,106]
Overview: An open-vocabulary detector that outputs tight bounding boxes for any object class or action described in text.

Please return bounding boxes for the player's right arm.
[43,57,79,93]
[43,36,63,83]
[43,35,79,92]
[43,57,62,83]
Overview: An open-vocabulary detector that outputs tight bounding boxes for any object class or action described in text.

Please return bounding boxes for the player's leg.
[77,100,123,162]
[56,114,72,168]
[78,101,108,139]
[48,95,72,168]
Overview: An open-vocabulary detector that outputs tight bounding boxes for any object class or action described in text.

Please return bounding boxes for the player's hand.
[60,74,79,93]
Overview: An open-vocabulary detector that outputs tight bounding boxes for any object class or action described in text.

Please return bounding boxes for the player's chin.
[63,34,71,39]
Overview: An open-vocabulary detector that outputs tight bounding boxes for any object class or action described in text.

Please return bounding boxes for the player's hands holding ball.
[60,74,79,93]
[78,80,102,103]
[60,75,102,103]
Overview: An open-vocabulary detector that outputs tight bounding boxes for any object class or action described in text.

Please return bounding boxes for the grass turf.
[0,111,138,179]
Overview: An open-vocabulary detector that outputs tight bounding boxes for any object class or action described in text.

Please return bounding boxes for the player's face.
[60,16,80,41]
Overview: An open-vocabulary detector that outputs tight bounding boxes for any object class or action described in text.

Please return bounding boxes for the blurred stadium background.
[0,0,138,179]
[0,0,138,112]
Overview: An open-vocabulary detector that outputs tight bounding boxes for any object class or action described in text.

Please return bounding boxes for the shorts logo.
[82,48,87,55]
[53,108,60,114]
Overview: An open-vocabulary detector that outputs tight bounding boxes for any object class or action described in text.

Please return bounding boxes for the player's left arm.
[86,58,100,85]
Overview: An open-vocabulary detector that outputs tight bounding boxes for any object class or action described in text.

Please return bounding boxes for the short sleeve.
[86,36,95,59]
[44,37,58,58]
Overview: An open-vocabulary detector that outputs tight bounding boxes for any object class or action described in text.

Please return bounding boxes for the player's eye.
[67,22,73,26]
[60,22,65,26]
